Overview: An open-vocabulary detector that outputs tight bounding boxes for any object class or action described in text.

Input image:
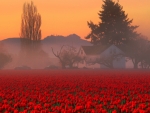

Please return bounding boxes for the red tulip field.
[0,70,150,113]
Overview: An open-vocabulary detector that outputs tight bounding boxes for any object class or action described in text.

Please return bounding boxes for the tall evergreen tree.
[86,0,139,45]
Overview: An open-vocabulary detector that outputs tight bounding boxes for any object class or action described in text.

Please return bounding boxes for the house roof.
[81,44,112,55]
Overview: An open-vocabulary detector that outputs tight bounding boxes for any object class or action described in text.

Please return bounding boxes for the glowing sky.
[0,0,150,40]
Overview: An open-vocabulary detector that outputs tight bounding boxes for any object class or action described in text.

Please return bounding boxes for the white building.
[77,44,127,69]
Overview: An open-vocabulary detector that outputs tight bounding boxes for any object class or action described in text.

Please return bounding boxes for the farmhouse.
[77,44,126,69]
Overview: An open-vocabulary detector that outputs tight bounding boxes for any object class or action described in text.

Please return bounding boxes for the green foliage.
[52,102,61,107]
[121,99,126,105]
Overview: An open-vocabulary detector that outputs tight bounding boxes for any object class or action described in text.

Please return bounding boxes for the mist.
[0,37,143,70]
[0,34,92,69]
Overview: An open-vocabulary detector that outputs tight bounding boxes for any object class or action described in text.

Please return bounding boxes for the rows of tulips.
[0,70,150,113]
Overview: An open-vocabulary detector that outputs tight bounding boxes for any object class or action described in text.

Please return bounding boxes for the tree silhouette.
[0,43,12,69]
[140,44,150,69]
[125,36,150,69]
[20,1,41,56]
[85,0,139,45]
[19,1,50,69]
[96,53,123,68]
[52,45,82,69]
[0,53,12,69]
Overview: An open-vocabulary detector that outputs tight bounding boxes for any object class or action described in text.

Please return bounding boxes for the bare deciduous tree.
[125,35,149,69]
[20,1,41,55]
[86,53,123,68]
[98,53,123,68]
[52,45,82,69]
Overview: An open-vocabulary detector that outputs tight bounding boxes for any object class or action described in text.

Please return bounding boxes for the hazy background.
[0,0,150,40]
[0,34,92,69]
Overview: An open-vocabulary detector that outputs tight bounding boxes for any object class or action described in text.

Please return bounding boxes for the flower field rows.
[0,70,150,113]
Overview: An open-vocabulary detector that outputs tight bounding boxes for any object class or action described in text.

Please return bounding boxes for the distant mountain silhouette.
[0,34,91,57]
[42,34,91,46]
[0,38,21,56]
[1,37,20,44]
[42,35,65,43]
[0,34,92,69]
[42,34,91,58]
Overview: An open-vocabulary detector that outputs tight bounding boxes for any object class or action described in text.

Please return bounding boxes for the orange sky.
[0,0,150,40]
